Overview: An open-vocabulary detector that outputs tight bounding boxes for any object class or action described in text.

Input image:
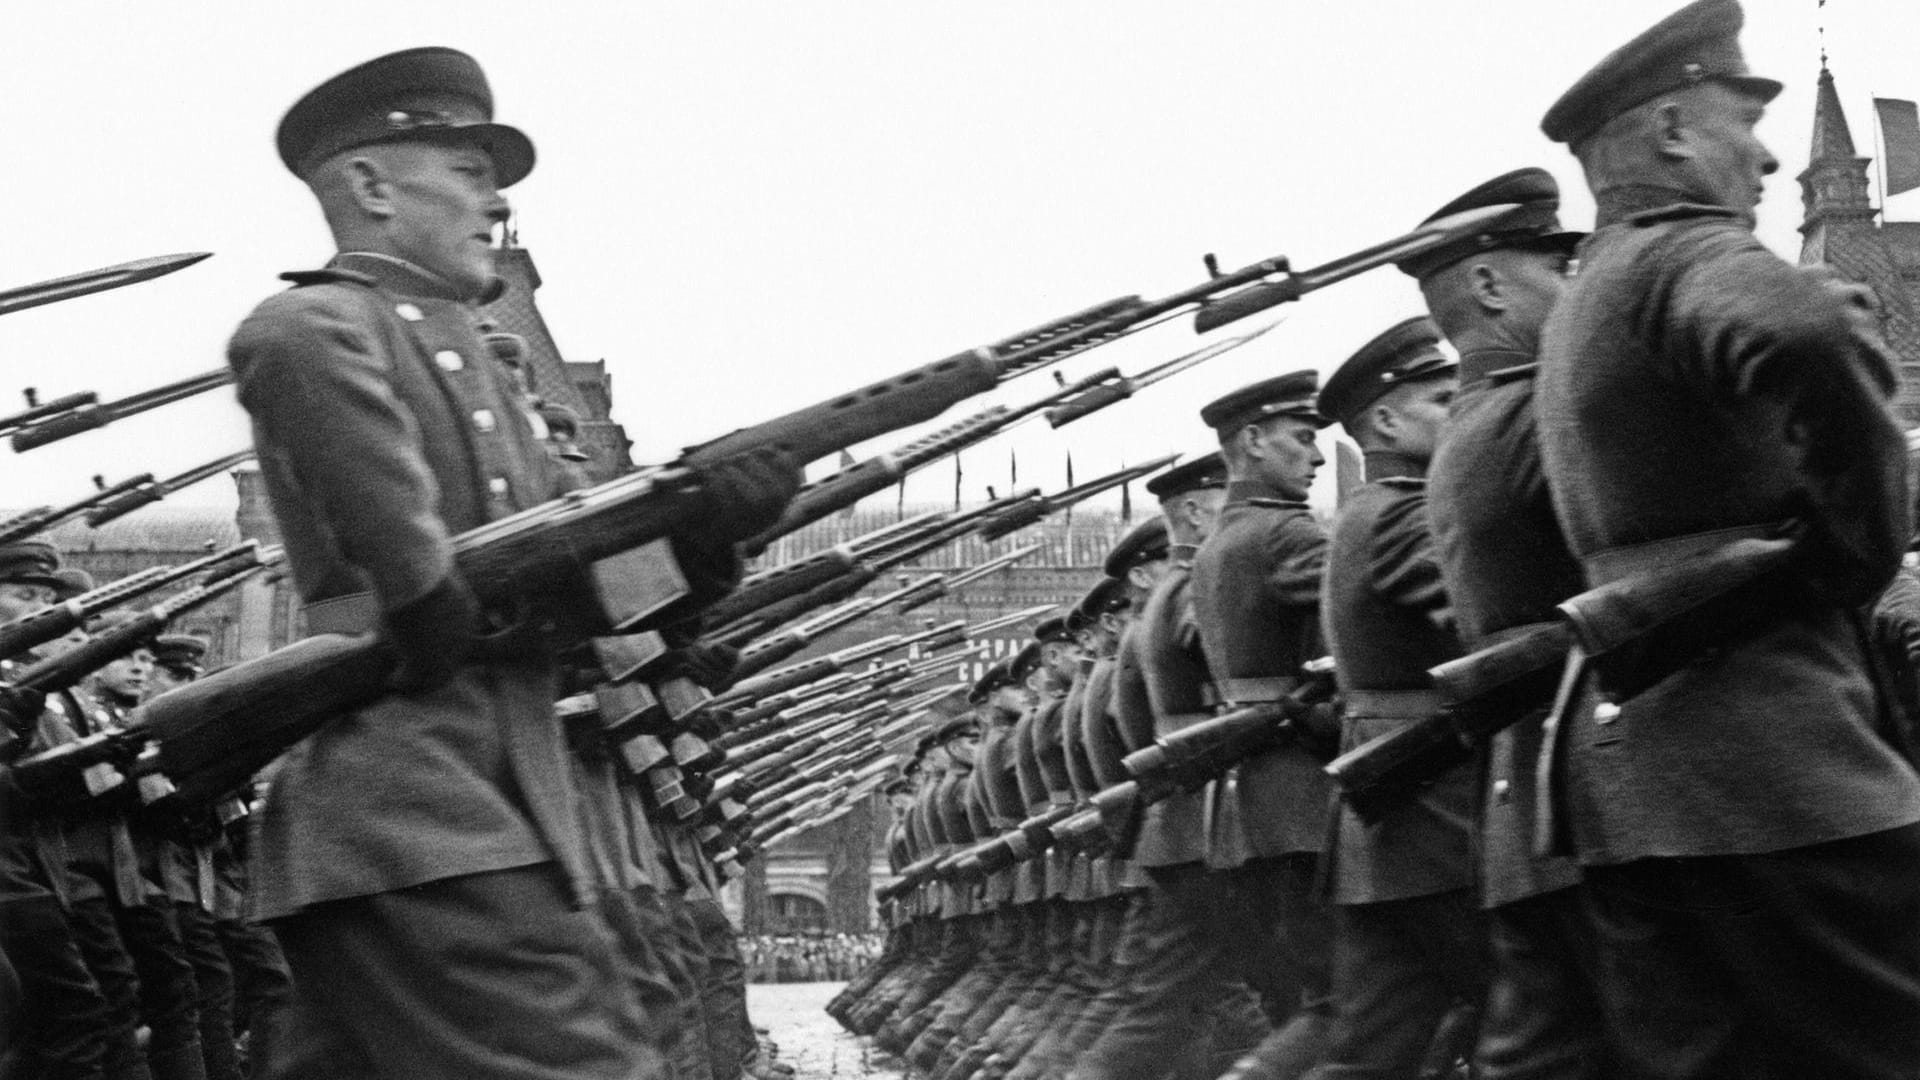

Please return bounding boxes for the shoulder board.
[1626,203,1740,228]
[1486,362,1538,384]
[1245,497,1310,509]
[1377,476,1425,490]
[277,267,378,288]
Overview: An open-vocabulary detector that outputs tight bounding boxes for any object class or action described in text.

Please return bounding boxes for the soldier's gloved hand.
[382,575,481,694]
[662,641,743,691]
[687,447,804,549]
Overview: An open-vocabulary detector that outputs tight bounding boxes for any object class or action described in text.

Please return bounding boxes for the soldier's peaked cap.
[51,567,94,602]
[970,659,1017,703]
[1033,616,1075,646]
[1103,516,1170,579]
[1144,452,1227,500]
[1541,0,1782,148]
[278,47,536,187]
[1399,169,1586,281]
[1320,317,1455,432]
[1074,577,1131,621]
[152,634,210,672]
[1200,371,1329,434]
[1009,641,1045,682]
[0,542,63,590]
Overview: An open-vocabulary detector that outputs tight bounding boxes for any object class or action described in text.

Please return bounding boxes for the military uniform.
[1534,3,1920,1073]
[1308,318,1487,1080]
[231,49,653,1079]
[1416,168,1602,1079]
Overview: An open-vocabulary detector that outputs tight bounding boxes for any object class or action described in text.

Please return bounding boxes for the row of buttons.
[396,306,517,503]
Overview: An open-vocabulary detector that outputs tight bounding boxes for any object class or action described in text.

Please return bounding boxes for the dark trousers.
[1069,866,1277,1080]
[612,888,708,1080]
[1306,888,1490,1080]
[1581,824,1920,1080]
[688,896,757,1076]
[0,895,111,1080]
[213,916,293,1069]
[71,894,203,1080]
[175,903,242,1080]
[264,864,660,1080]
[1221,855,1335,1080]
[1475,888,1607,1080]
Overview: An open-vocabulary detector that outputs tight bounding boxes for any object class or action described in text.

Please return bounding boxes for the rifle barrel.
[0,252,210,318]
[13,369,235,453]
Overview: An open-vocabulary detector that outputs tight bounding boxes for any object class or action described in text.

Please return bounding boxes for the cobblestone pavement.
[749,981,905,1080]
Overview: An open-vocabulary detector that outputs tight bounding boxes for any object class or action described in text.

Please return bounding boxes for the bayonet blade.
[0,253,211,318]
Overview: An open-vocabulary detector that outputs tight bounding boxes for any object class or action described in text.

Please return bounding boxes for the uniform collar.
[1592,184,1738,229]
[1457,347,1536,386]
[330,251,492,303]
[1224,478,1306,506]
[1362,451,1426,482]
[1170,541,1200,565]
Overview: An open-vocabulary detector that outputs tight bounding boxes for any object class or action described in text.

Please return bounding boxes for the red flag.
[1120,475,1132,523]
[1875,97,1920,196]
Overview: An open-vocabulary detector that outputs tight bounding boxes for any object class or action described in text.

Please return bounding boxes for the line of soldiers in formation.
[11,0,1920,1077]
[822,5,1920,1080]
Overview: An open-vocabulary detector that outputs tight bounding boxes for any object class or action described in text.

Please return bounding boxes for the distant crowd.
[743,933,885,984]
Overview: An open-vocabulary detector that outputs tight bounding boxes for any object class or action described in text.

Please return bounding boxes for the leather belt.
[1342,689,1443,720]
[1216,676,1299,705]
[1582,522,1785,587]
[302,591,378,636]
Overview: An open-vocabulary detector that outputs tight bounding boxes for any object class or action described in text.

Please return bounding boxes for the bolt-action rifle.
[0,474,155,547]
[0,541,262,662]
[976,455,1179,543]
[12,369,236,453]
[85,451,257,527]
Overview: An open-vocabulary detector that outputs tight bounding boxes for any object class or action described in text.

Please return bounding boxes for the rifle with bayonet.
[0,474,156,547]
[0,252,209,319]
[976,455,1178,543]
[85,451,257,527]
[0,541,262,662]
[705,511,957,628]
[1325,528,1800,818]
[12,369,236,453]
[3,554,281,805]
[111,207,1523,807]
[892,543,1040,614]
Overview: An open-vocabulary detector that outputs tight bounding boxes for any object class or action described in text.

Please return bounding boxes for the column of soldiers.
[10,0,1920,1077]
[836,3,1920,1079]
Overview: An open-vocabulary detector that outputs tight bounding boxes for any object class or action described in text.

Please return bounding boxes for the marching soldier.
[1412,168,1601,1077]
[1534,0,1920,1074]
[1070,461,1276,1080]
[1187,373,1340,1079]
[1308,318,1487,1079]
[227,46,795,1078]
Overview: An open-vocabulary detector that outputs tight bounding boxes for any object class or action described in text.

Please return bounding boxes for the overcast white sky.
[1,0,1915,521]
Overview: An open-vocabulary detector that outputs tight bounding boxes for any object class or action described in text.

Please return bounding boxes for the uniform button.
[488,477,510,497]
[525,410,550,440]
[472,409,496,433]
[434,350,465,372]
[1594,702,1621,725]
[394,303,424,322]
[1492,779,1511,802]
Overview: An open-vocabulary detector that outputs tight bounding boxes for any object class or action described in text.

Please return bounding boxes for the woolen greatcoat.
[1132,553,1214,869]
[1321,461,1476,904]
[1189,480,1334,865]
[228,253,590,919]
[1425,350,1583,907]
[1535,193,1920,861]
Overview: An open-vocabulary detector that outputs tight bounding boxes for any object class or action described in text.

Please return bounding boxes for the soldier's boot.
[1415,999,1479,1080]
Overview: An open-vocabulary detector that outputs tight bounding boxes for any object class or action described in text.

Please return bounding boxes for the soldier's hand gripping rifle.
[975,455,1179,543]
[11,369,236,453]
[4,553,280,805]
[1325,528,1801,818]
[132,206,1522,805]
[1122,657,1340,792]
[0,541,262,661]
[0,252,209,318]
[84,451,258,527]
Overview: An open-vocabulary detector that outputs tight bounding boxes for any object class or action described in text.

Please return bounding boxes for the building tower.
[1797,64,1920,423]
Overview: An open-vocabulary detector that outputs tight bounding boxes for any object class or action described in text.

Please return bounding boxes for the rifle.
[0,541,263,661]
[976,455,1179,543]
[893,543,1041,614]
[1325,529,1800,816]
[704,510,954,628]
[0,252,210,318]
[0,474,155,547]
[1122,657,1339,787]
[84,451,258,527]
[130,210,1519,806]
[1043,321,1282,428]
[4,558,277,804]
[12,369,236,453]
[716,619,969,712]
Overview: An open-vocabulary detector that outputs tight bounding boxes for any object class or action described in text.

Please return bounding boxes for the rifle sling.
[303,592,378,636]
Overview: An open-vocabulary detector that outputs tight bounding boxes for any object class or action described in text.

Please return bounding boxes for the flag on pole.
[1120,474,1132,523]
[954,453,963,510]
[1010,449,1019,489]
[1064,452,1075,524]
[1875,97,1920,196]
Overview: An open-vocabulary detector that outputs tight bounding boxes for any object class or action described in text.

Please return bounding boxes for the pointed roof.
[1810,65,1858,162]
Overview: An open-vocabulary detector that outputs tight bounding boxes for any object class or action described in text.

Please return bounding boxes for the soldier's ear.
[1652,100,1691,163]
[343,156,398,220]
[1468,262,1508,314]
